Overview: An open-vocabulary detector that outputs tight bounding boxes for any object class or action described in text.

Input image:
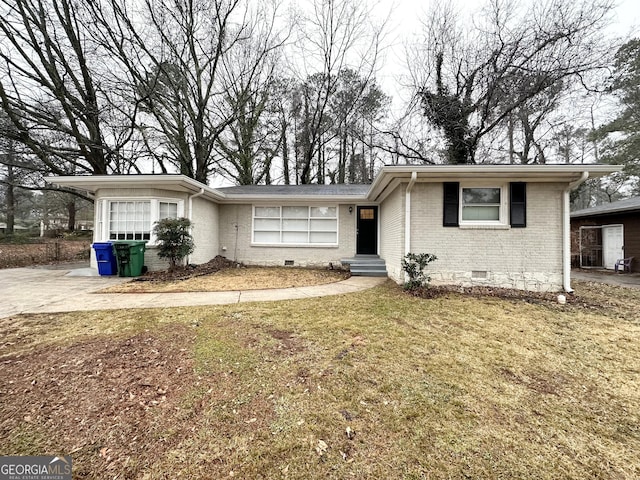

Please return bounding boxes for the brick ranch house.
[571,196,640,272]
[50,164,620,292]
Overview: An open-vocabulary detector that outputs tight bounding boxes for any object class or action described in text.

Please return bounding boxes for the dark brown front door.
[357,206,378,255]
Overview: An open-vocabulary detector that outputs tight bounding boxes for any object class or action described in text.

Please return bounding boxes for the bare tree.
[0,0,138,177]
[291,0,386,184]
[87,0,285,184]
[214,9,288,185]
[409,0,615,164]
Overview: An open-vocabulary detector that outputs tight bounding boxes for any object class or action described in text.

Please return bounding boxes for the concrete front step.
[341,255,388,277]
[350,270,388,277]
[340,255,383,264]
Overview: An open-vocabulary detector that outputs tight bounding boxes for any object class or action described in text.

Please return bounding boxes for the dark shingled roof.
[216,184,371,196]
[571,196,640,218]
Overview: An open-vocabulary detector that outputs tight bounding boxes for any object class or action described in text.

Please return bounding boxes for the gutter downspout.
[563,172,588,293]
[404,172,418,280]
[187,188,205,264]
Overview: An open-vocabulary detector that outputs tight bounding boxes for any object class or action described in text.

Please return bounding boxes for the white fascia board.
[47,174,227,202]
[367,164,623,202]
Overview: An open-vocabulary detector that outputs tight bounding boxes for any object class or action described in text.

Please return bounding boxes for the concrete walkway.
[0,264,386,319]
[572,269,640,289]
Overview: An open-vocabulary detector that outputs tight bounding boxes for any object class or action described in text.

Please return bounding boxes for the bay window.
[98,198,182,242]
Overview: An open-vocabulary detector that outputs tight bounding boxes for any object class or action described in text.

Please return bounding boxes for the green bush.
[401,252,438,290]
[153,217,195,270]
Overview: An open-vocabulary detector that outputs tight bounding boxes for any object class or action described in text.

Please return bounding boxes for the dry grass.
[1,280,639,479]
[99,266,349,293]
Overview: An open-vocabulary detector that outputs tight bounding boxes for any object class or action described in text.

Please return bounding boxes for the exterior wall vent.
[472,270,488,279]
[284,260,294,266]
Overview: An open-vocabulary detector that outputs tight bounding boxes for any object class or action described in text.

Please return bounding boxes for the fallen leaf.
[315,439,328,456]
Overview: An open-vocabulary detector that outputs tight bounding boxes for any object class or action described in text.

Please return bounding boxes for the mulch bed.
[407,284,604,310]
[133,255,238,282]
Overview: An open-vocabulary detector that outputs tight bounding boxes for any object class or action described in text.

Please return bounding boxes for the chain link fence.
[0,239,91,269]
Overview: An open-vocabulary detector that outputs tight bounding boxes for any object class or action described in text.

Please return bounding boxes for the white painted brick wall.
[90,187,216,272]
[217,203,357,268]
[403,182,565,291]
[379,185,405,281]
[190,196,219,264]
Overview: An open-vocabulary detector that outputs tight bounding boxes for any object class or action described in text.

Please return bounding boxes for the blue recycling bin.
[92,242,117,275]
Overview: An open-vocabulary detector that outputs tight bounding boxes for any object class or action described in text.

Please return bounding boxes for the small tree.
[401,253,437,290]
[153,217,195,270]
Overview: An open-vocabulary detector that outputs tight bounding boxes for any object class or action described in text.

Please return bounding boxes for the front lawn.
[1,281,639,479]
[99,265,350,293]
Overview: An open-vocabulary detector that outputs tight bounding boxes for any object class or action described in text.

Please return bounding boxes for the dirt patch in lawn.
[100,258,350,293]
[0,325,199,477]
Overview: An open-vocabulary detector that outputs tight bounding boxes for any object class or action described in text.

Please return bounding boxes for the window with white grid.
[106,200,180,241]
[108,201,152,240]
[253,206,338,244]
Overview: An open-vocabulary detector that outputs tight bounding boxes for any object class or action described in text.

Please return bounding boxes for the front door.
[356,206,378,255]
[602,224,624,269]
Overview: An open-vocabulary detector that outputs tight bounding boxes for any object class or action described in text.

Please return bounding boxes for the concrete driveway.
[0,263,386,318]
[0,264,128,318]
[572,269,640,289]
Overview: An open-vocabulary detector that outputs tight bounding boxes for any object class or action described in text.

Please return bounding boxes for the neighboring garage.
[571,197,640,272]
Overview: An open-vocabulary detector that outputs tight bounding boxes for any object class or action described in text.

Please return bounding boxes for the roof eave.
[217,194,369,204]
[571,206,640,218]
[367,164,623,202]
[47,175,227,202]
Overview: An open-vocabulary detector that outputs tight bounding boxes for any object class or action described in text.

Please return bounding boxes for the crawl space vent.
[471,270,488,279]
[284,260,295,266]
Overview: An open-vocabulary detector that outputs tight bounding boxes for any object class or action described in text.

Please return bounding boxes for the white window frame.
[252,205,339,246]
[97,197,184,244]
[459,183,508,227]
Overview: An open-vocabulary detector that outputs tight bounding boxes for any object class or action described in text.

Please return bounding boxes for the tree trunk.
[282,122,290,185]
[67,200,76,232]
[508,115,515,164]
[5,162,15,234]
[317,133,325,184]
[368,120,374,182]
[338,130,347,183]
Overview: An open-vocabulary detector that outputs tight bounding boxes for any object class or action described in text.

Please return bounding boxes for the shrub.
[153,217,195,270]
[401,252,437,290]
[0,233,36,244]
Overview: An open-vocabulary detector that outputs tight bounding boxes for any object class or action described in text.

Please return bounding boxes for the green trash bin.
[113,241,146,277]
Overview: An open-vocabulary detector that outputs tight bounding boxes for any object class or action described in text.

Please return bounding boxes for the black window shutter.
[510,182,526,228]
[443,182,459,227]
